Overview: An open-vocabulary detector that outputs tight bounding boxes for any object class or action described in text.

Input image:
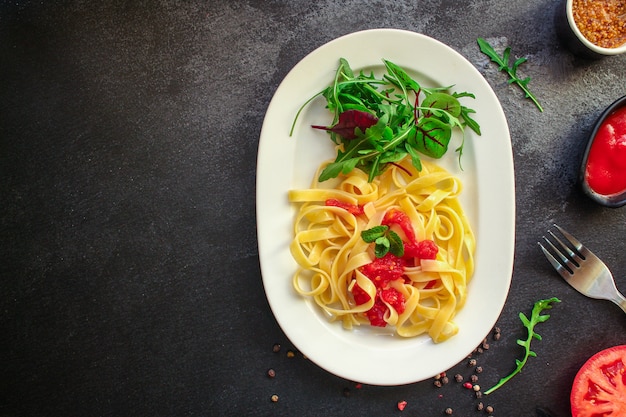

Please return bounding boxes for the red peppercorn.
[463,382,473,389]
[397,400,407,411]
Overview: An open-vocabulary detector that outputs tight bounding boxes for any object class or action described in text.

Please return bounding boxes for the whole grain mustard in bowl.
[556,0,626,58]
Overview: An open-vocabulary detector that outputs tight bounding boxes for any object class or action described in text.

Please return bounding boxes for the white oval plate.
[256,29,514,386]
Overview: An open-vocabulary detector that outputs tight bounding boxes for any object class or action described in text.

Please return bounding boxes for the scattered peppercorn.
[468,359,477,367]
[470,374,479,383]
[486,405,494,414]
[270,394,279,402]
[267,369,276,378]
[476,366,483,374]
[445,407,453,415]
[482,339,490,350]
[434,379,443,388]
[493,327,501,341]
[475,391,483,399]
[463,382,473,389]
[473,384,481,392]
[454,373,463,382]
[286,350,295,358]
[272,343,281,353]
[477,402,484,411]
[441,376,449,384]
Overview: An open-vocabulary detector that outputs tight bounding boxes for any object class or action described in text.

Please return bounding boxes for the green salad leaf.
[291,58,481,182]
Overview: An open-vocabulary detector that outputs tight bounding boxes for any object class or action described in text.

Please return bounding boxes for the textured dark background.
[2,1,625,416]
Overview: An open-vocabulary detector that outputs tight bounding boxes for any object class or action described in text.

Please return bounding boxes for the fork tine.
[539,237,575,277]
[547,230,582,267]
[554,224,585,256]
[538,240,572,278]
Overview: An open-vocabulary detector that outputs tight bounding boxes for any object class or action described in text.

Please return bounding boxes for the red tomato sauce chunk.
[585,106,626,196]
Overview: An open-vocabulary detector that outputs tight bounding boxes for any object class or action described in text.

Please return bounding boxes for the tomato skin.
[571,345,626,417]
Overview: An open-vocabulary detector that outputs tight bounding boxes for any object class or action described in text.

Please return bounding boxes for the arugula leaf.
[484,297,560,395]
[477,37,543,112]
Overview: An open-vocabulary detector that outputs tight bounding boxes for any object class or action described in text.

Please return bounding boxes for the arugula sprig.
[484,297,560,395]
[361,225,404,258]
[291,58,481,182]
[477,38,543,112]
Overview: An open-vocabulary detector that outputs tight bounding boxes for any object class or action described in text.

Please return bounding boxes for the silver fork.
[538,224,626,314]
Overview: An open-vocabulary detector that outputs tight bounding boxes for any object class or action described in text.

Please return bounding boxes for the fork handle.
[611,291,626,314]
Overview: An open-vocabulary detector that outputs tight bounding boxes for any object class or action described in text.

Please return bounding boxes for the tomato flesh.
[571,345,626,417]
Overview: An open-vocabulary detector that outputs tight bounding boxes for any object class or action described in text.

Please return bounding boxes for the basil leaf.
[361,225,388,243]
[388,230,404,257]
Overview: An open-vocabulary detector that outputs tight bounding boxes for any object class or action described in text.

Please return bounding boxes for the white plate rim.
[256,28,515,386]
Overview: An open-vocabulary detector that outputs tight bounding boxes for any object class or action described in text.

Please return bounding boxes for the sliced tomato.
[571,345,626,417]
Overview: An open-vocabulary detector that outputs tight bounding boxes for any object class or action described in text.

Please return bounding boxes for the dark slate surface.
[2,1,625,416]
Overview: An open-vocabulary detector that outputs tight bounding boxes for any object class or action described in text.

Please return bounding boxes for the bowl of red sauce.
[556,0,626,58]
[580,95,626,207]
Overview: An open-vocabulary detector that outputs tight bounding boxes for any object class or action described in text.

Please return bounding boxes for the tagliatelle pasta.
[288,157,475,343]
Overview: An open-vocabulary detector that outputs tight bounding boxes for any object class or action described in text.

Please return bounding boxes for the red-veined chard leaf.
[422,92,461,118]
[413,117,452,159]
[312,109,378,140]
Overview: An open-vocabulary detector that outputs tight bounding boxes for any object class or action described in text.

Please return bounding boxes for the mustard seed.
[573,0,626,48]
[270,394,279,402]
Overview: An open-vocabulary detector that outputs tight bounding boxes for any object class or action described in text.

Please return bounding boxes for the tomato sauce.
[584,105,626,196]
[352,208,438,327]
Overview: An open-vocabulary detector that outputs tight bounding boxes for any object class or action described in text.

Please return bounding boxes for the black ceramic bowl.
[580,95,626,208]
[555,0,626,59]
